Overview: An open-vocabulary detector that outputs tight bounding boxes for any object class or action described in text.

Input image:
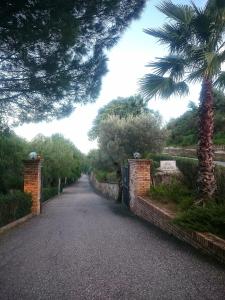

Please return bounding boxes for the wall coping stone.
[0,213,33,236]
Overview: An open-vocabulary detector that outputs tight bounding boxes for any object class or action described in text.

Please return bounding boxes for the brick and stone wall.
[127,159,225,263]
[131,196,225,264]
[90,173,119,201]
[24,159,42,215]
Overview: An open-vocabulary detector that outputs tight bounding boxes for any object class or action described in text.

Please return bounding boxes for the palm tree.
[140,0,225,203]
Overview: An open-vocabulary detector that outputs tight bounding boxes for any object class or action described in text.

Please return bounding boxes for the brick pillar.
[128,159,151,208]
[23,159,42,215]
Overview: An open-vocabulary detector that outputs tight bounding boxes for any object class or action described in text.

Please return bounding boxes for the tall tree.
[96,114,166,201]
[88,94,160,140]
[0,132,28,193]
[167,90,225,146]
[140,0,225,202]
[31,133,83,190]
[0,0,146,128]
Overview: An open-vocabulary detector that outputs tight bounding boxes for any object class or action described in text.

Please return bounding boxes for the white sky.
[15,0,206,154]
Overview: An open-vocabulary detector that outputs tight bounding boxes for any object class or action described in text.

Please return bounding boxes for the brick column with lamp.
[128,159,151,209]
[23,154,42,215]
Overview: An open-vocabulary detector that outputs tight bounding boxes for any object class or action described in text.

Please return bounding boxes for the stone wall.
[131,196,225,264]
[90,173,119,201]
[164,146,225,161]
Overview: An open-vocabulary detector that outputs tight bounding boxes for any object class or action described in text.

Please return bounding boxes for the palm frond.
[157,1,194,24]
[204,51,222,76]
[187,49,222,79]
[143,27,173,45]
[139,74,189,100]
[147,55,186,80]
[206,0,225,14]
[187,68,206,83]
[144,23,191,53]
[191,10,213,43]
[214,72,225,90]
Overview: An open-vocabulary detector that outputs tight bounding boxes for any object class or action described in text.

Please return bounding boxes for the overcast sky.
[15,0,206,154]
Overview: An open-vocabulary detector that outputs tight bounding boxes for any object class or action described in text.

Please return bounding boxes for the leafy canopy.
[88,95,160,140]
[31,133,84,186]
[0,0,146,129]
[96,114,167,168]
[167,90,225,146]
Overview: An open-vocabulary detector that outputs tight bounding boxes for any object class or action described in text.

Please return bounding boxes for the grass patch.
[149,180,194,211]
[174,204,225,239]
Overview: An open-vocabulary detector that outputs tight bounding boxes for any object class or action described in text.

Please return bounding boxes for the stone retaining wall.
[90,173,119,201]
[131,196,225,264]
[164,147,225,161]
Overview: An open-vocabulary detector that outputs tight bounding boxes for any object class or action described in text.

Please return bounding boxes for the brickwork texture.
[24,159,42,215]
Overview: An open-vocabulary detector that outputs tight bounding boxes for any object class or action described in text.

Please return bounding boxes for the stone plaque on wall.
[160,160,177,171]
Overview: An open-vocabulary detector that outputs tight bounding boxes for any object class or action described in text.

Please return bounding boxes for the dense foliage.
[0,132,84,195]
[0,0,146,129]
[147,153,225,204]
[97,114,166,166]
[174,204,225,239]
[31,133,84,189]
[88,95,158,140]
[42,187,58,202]
[0,132,28,193]
[167,91,225,146]
[88,95,166,201]
[0,191,32,227]
[149,180,194,211]
[149,178,225,239]
[148,153,225,238]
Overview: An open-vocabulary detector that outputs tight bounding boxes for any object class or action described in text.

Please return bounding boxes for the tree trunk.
[58,177,61,195]
[116,167,122,202]
[197,78,216,203]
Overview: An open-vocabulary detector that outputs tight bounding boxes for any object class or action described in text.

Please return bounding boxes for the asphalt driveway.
[0,175,224,300]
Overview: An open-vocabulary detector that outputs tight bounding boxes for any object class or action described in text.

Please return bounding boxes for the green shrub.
[214,132,225,145]
[0,191,32,227]
[95,170,108,182]
[180,134,197,146]
[42,187,58,202]
[174,204,225,239]
[176,158,198,190]
[149,180,194,211]
[95,170,118,183]
[215,166,225,204]
[147,153,225,203]
[149,160,160,175]
[105,171,119,183]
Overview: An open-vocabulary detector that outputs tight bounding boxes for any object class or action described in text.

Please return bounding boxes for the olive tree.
[97,114,167,200]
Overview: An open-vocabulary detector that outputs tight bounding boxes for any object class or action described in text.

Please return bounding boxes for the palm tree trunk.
[197,78,216,202]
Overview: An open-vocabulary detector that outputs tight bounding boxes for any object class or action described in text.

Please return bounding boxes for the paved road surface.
[0,176,225,300]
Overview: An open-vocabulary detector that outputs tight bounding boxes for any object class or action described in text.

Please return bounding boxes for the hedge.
[0,191,32,227]
[94,170,119,183]
[147,153,225,204]
[42,187,58,202]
